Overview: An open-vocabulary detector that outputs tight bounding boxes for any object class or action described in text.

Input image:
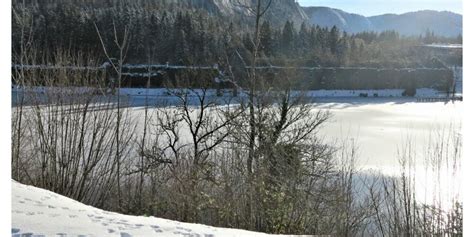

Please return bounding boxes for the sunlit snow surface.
[317,101,462,168]
[11,181,272,237]
[422,44,462,49]
[317,101,462,210]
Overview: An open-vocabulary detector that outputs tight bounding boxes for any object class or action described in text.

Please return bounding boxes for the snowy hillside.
[11,181,271,237]
[304,7,462,37]
[304,7,373,33]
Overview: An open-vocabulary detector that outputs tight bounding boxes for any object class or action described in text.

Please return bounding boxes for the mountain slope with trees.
[304,7,462,37]
[12,0,461,67]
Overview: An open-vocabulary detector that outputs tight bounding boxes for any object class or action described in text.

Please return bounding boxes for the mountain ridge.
[111,1,462,37]
[303,6,462,37]
[186,1,462,37]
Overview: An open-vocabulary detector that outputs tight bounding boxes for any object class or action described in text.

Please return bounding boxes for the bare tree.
[11,0,36,181]
[231,0,273,228]
[12,45,135,208]
[362,127,463,236]
[137,68,243,221]
[237,0,272,180]
[94,20,131,210]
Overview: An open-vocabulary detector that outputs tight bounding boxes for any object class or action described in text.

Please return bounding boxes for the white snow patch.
[11,180,273,237]
[423,44,462,49]
[299,88,441,98]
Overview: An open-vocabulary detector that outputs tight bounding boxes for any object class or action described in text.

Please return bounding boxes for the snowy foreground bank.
[12,181,274,237]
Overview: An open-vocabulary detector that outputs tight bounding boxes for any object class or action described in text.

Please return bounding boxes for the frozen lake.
[13,90,463,207]
[13,88,462,172]
[127,99,463,206]
[316,100,462,168]
[122,98,461,173]
[315,101,462,208]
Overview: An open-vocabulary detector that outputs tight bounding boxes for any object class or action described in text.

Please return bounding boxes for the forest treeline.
[12,0,462,68]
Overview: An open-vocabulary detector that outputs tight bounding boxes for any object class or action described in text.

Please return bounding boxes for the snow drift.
[11,180,272,237]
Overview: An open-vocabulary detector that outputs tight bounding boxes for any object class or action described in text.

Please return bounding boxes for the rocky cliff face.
[182,0,308,26]
[304,7,373,33]
[262,0,308,26]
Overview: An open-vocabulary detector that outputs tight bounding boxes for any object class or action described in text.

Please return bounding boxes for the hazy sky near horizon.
[297,0,462,16]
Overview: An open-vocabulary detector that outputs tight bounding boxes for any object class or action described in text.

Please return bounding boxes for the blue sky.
[296,0,462,16]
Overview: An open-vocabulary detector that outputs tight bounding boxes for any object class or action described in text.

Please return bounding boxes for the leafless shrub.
[363,126,463,236]
[12,48,135,209]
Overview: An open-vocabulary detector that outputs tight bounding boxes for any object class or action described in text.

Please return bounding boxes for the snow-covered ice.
[422,44,462,49]
[117,88,443,98]
[317,101,462,168]
[11,181,272,237]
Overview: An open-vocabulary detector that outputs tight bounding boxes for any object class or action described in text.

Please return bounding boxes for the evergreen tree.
[243,33,254,53]
[281,20,295,55]
[298,22,310,55]
[260,20,273,56]
[456,34,462,44]
[329,26,340,54]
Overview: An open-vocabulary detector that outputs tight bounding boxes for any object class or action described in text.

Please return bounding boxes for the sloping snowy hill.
[11,181,271,237]
[304,7,462,37]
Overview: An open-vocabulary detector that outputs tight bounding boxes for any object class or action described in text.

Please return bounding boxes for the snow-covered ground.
[12,86,449,98]
[317,101,462,210]
[13,87,454,108]
[422,44,462,49]
[117,88,443,98]
[11,181,273,237]
[317,101,462,167]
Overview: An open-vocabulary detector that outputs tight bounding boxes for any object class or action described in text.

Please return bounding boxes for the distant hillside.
[369,10,462,37]
[304,7,373,33]
[304,7,462,37]
[192,2,462,37]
